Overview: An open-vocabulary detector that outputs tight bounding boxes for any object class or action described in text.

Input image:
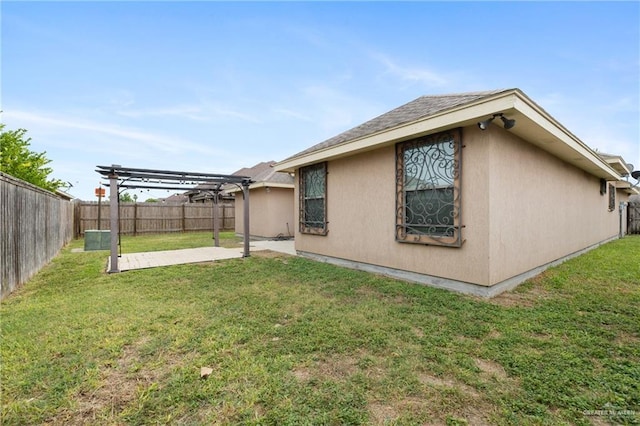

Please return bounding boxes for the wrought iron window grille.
[299,162,328,235]
[396,129,462,247]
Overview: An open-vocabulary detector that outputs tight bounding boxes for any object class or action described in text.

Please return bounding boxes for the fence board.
[1,172,74,299]
[629,201,640,234]
[75,201,234,236]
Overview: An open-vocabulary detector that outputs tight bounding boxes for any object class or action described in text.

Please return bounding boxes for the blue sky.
[2,1,639,201]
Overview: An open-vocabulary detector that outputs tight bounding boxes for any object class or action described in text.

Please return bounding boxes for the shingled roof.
[233,161,294,186]
[284,89,511,161]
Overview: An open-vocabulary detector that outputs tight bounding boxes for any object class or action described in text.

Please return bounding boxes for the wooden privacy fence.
[1,172,74,299]
[629,200,640,234]
[76,202,235,237]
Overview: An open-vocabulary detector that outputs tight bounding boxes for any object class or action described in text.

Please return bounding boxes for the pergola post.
[213,189,220,247]
[108,172,120,273]
[242,180,250,258]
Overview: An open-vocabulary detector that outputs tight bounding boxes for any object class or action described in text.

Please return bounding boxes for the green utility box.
[84,230,111,251]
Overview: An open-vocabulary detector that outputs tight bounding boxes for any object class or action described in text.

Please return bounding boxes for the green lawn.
[1,232,639,425]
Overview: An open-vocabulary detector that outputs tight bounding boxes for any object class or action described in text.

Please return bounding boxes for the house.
[274,89,638,297]
[160,193,190,204]
[186,186,234,204]
[227,161,295,240]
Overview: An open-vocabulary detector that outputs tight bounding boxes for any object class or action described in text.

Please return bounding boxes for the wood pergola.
[96,165,253,273]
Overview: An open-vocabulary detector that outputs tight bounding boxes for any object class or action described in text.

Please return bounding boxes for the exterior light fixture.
[477,116,495,130]
[478,113,516,131]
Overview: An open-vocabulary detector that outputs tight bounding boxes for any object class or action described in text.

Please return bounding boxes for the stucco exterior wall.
[295,128,494,286]
[294,125,627,289]
[486,127,628,284]
[235,187,294,239]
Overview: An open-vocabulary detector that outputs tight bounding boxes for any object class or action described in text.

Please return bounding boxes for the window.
[299,162,327,234]
[396,129,462,247]
[608,183,615,212]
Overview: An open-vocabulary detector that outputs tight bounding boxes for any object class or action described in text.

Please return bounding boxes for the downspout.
[619,201,627,238]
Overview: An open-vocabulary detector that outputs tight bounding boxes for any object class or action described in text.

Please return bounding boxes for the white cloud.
[300,85,384,135]
[271,107,313,122]
[116,102,262,124]
[4,110,215,155]
[371,52,448,87]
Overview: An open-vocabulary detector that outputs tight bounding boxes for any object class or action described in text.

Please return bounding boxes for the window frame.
[395,128,462,247]
[299,162,328,235]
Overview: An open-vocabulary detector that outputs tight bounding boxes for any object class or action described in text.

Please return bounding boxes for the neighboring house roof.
[55,189,75,201]
[160,193,190,204]
[597,152,633,177]
[226,161,294,193]
[274,88,630,187]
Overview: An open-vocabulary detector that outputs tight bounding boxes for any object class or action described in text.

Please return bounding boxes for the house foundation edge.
[296,235,620,298]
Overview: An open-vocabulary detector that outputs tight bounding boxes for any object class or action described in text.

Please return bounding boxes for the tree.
[119,192,134,202]
[0,123,64,192]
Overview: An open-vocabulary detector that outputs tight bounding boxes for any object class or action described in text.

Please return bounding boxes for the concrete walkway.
[107,239,295,272]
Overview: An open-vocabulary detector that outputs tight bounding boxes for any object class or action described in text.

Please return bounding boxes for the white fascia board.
[226,182,294,193]
[613,180,640,195]
[603,156,632,176]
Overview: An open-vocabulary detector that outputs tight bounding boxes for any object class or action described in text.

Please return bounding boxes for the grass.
[1,232,639,425]
[117,231,243,252]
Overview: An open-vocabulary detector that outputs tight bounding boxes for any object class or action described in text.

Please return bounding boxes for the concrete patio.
[107,239,295,272]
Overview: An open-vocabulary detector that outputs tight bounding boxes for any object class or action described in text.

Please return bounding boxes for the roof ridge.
[417,89,512,99]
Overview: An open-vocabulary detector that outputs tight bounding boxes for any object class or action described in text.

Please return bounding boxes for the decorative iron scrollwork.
[299,162,327,234]
[396,129,462,247]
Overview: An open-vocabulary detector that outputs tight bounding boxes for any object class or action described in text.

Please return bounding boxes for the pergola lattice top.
[96,165,252,192]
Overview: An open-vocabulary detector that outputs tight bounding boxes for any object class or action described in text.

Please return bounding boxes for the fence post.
[182,203,186,232]
[213,194,220,247]
[221,204,226,230]
[132,202,137,236]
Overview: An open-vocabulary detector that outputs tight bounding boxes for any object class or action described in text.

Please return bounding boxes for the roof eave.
[226,181,294,193]
[274,89,621,181]
[614,180,640,195]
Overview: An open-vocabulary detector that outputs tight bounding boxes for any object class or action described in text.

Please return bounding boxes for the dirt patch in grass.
[368,402,397,424]
[83,344,152,421]
[488,279,553,308]
[355,286,409,305]
[474,358,508,381]
[614,330,640,346]
[292,353,359,382]
[412,327,425,338]
[251,250,291,259]
[51,337,183,424]
[417,373,481,399]
[369,392,495,426]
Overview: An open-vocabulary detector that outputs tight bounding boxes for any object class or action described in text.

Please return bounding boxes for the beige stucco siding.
[235,187,294,238]
[486,127,624,284]
[295,124,628,288]
[295,130,494,286]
